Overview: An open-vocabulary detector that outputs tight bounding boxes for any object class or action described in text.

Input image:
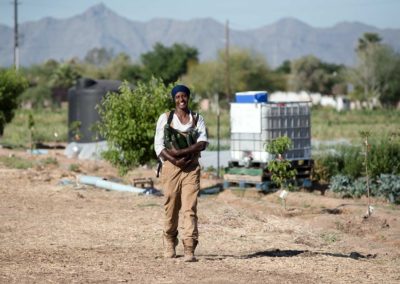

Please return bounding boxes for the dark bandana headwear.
[171,85,191,99]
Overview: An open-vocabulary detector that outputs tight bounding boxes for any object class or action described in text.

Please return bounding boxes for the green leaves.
[97,77,172,175]
[267,159,297,190]
[183,48,284,102]
[266,136,297,189]
[0,69,28,135]
[289,55,345,94]
[48,64,80,89]
[350,32,400,106]
[141,43,199,85]
[329,174,400,203]
[266,136,292,156]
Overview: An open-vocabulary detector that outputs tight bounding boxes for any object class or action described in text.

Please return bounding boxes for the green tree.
[97,77,173,175]
[84,47,114,67]
[141,43,198,85]
[48,63,81,107]
[183,48,285,104]
[225,48,284,94]
[104,52,133,80]
[119,64,147,83]
[275,60,291,74]
[349,33,400,106]
[79,52,135,81]
[289,55,344,94]
[0,69,28,135]
[357,33,382,52]
[182,60,224,102]
[49,63,80,90]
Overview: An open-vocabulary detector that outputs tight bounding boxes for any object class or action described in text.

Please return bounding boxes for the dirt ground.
[0,148,399,283]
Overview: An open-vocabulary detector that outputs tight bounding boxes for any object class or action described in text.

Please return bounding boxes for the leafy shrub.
[266,136,297,190]
[312,145,364,182]
[329,175,353,197]
[329,174,398,203]
[314,138,400,183]
[312,153,343,183]
[97,78,173,175]
[0,69,29,135]
[368,139,400,178]
[340,145,364,178]
[378,174,400,204]
[266,136,292,155]
[350,177,378,198]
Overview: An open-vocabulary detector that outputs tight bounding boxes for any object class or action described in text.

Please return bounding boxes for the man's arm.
[159,148,192,168]
[168,141,207,158]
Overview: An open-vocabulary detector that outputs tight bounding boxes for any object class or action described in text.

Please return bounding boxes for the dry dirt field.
[1,148,399,283]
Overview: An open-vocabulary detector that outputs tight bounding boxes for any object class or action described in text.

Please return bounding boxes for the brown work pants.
[162,160,200,247]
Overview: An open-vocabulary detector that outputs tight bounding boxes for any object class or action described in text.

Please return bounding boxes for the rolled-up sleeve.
[154,114,167,157]
[196,115,208,147]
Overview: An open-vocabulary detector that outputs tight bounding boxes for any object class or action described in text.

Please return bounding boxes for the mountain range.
[1,3,399,68]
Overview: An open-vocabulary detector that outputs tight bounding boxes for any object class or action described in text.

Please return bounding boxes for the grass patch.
[39,157,59,166]
[311,108,400,142]
[68,163,80,172]
[0,155,34,169]
[320,232,340,244]
[1,107,68,147]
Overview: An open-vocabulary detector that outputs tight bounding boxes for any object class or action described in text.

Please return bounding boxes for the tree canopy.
[140,43,199,85]
[182,48,285,104]
[0,69,28,135]
[97,78,173,175]
[289,55,345,94]
[349,32,400,106]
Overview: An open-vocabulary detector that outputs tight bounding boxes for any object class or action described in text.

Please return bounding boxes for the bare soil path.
[1,148,399,283]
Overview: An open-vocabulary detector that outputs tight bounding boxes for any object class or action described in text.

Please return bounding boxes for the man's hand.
[168,147,182,157]
[174,156,193,169]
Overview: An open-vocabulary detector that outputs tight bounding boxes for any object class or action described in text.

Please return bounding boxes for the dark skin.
[160,91,207,168]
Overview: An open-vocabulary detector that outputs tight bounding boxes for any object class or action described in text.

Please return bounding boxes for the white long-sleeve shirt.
[154,111,208,158]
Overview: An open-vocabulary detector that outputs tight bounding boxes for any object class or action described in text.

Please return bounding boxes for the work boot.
[183,239,198,262]
[164,237,178,259]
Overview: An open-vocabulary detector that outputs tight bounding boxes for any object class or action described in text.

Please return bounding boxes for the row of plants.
[313,137,400,181]
[312,136,400,203]
[329,174,400,203]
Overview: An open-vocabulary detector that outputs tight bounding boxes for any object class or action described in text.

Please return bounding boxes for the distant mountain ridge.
[1,3,399,67]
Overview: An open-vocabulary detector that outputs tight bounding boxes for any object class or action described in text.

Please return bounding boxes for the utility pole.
[14,0,20,70]
[216,91,220,178]
[217,20,231,179]
[225,19,230,101]
[217,20,230,179]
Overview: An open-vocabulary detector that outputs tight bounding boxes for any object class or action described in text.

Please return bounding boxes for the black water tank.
[68,78,122,143]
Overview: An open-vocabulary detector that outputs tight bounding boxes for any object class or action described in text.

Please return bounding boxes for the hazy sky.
[0,0,399,30]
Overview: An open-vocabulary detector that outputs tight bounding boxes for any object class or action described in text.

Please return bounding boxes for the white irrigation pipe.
[77,175,146,194]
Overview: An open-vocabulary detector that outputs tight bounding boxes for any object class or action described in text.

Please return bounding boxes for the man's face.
[174,91,189,110]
